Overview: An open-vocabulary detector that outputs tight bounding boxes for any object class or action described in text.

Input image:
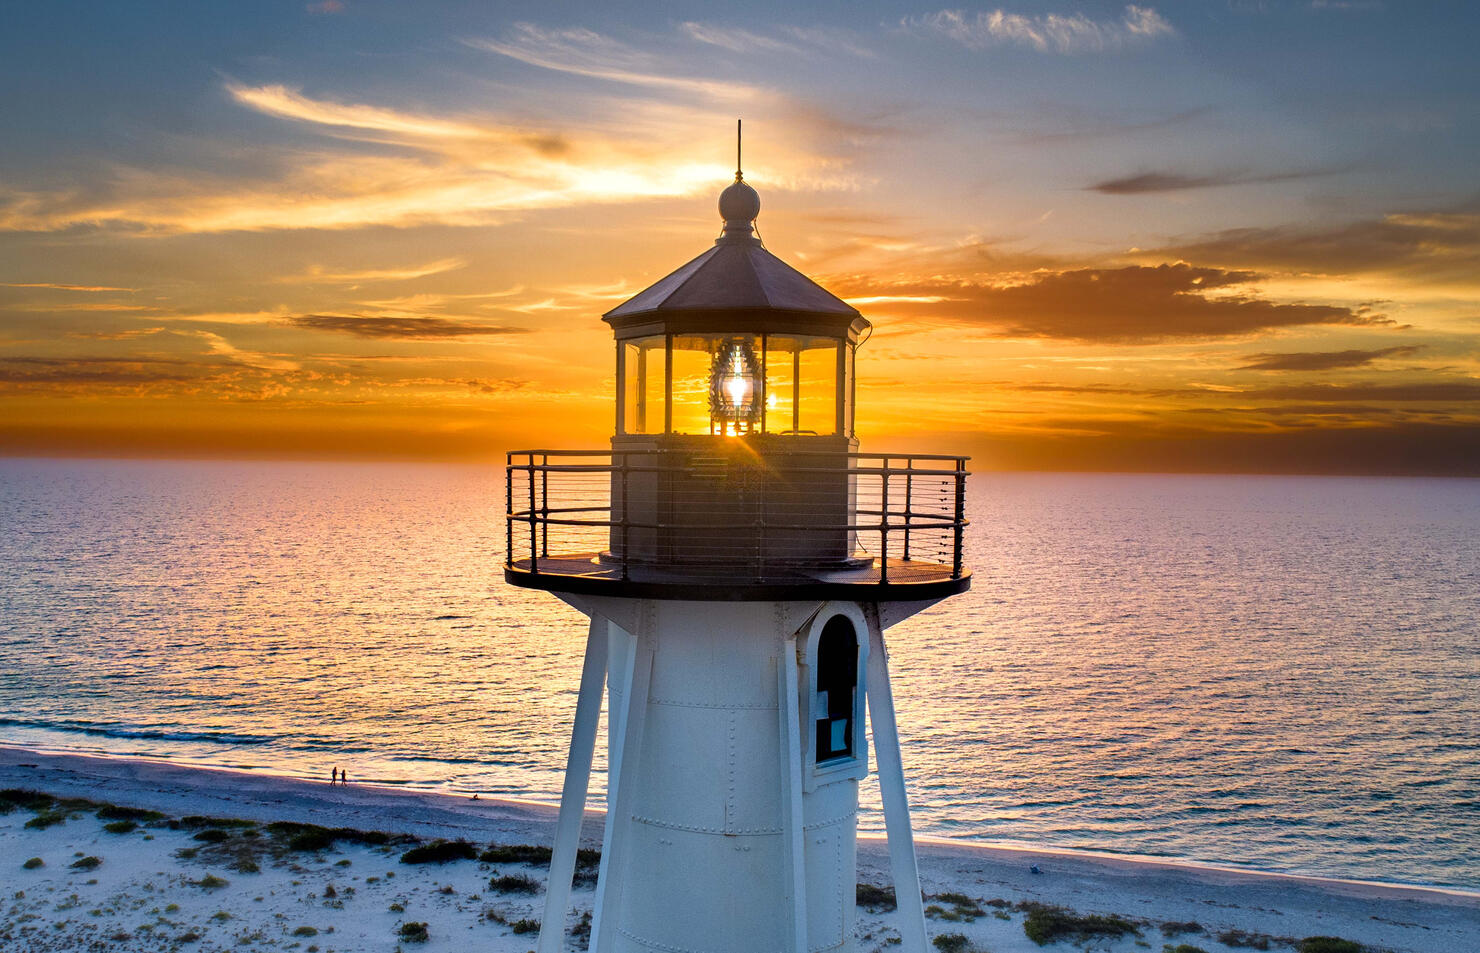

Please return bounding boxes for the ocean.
[1,459,1476,889]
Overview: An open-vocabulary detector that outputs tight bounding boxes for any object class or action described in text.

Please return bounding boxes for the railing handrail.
[508,447,971,464]
[504,446,969,585]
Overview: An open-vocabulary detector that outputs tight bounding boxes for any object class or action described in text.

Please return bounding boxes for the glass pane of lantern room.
[797,338,839,436]
[844,342,855,436]
[764,336,796,434]
[621,336,663,434]
[669,335,713,434]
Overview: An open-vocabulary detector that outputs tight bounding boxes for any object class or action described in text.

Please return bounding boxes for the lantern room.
[607,175,865,446]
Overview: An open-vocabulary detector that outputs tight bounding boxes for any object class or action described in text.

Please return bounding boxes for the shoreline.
[3,744,1477,953]
[4,743,1475,904]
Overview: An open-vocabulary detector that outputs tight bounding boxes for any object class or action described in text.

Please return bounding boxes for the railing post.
[620,452,630,582]
[540,462,549,559]
[903,458,913,562]
[529,456,539,575]
[879,459,890,585]
[505,453,514,568]
[953,458,966,579]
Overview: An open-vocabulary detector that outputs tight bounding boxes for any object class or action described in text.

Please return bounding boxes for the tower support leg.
[864,604,928,953]
[537,615,610,953]
[591,618,654,953]
[778,636,810,953]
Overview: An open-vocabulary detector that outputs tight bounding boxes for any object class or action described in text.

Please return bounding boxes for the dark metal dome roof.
[605,176,860,322]
[604,240,860,320]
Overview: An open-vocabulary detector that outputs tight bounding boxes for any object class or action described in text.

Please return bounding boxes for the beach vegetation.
[194,828,231,843]
[1217,929,1276,949]
[26,809,71,829]
[233,858,261,874]
[571,910,592,947]
[179,815,257,830]
[178,931,202,942]
[97,804,164,822]
[400,839,478,864]
[69,856,102,870]
[1163,945,1209,953]
[481,843,552,865]
[931,933,969,953]
[176,848,199,859]
[389,902,405,913]
[1,788,57,811]
[510,918,540,934]
[292,926,319,937]
[165,904,179,913]
[857,882,897,910]
[1020,903,1141,945]
[190,874,229,889]
[1296,939,1365,953]
[484,908,507,924]
[22,857,44,869]
[928,892,986,921]
[1161,921,1204,936]
[213,911,233,921]
[489,873,541,894]
[398,921,430,942]
[104,820,139,834]
[287,829,336,852]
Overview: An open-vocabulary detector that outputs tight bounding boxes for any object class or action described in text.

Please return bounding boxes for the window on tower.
[815,615,858,763]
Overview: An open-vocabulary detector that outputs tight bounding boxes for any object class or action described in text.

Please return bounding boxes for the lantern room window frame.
[616,330,858,438]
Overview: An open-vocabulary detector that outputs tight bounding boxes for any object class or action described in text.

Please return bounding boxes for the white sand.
[2,745,1476,953]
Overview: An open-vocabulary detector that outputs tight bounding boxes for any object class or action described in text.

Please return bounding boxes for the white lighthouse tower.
[505,152,969,953]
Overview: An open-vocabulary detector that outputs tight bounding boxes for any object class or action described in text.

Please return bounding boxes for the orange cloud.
[835,264,1388,342]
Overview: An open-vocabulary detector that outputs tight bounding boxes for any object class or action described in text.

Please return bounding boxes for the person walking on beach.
[330,767,337,785]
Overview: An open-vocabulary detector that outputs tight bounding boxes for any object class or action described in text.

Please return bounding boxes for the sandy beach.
[2,745,1475,953]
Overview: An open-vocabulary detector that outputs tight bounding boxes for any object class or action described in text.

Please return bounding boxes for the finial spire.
[718,120,760,242]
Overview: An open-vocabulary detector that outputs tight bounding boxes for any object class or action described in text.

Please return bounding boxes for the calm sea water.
[1,459,1477,889]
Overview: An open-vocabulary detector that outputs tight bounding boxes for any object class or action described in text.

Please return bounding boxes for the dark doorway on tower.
[815,615,859,763]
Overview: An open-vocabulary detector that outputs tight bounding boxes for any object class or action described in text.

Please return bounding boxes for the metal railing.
[506,448,968,584]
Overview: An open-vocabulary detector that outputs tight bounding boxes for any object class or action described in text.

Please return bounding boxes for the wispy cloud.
[227,83,569,155]
[1088,167,1345,194]
[466,24,762,101]
[679,22,874,58]
[2,282,137,292]
[833,264,1389,342]
[1149,205,1480,285]
[279,258,468,284]
[66,327,167,341]
[906,5,1175,54]
[1248,381,1480,402]
[290,314,527,339]
[1237,345,1423,371]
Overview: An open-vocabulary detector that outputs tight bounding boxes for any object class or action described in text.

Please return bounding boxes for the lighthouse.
[505,148,970,953]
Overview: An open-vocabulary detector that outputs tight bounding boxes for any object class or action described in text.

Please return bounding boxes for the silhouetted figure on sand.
[330,767,337,785]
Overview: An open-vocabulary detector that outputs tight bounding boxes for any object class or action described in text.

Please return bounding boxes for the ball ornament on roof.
[719,177,761,227]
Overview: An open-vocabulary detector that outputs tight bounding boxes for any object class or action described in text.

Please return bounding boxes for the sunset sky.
[2,1,1477,473]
